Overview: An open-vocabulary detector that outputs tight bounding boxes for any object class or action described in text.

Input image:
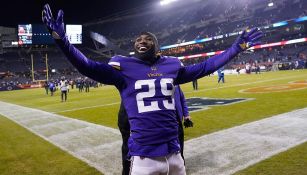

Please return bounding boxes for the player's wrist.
[184,116,191,120]
[232,38,245,53]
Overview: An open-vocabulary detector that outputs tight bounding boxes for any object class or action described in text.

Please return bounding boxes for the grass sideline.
[0,70,306,174]
[0,115,102,175]
[235,142,307,175]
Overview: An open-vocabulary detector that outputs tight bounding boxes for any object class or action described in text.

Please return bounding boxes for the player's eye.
[146,37,153,41]
[136,36,152,43]
[136,38,142,42]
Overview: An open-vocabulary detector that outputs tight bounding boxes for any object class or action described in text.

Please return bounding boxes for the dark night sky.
[0,0,157,27]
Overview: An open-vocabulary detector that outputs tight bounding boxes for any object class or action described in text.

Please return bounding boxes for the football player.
[118,85,192,175]
[42,4,263,174]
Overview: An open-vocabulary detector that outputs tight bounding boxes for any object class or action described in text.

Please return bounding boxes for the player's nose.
[139,38,147,44]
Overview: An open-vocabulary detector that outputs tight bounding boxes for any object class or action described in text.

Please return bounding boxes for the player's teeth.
[140,47,147,50]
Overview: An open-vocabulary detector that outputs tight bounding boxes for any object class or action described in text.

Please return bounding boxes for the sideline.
[0,101,306,175]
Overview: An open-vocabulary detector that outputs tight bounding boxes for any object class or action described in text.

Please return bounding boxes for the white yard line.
[54,74,306,113]
[0,101,306,175]
[184,108,307,175]
[55,102,120,113]
[0,101,122,175]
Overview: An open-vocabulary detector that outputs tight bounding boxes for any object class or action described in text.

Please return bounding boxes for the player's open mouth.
[137,46,150,53]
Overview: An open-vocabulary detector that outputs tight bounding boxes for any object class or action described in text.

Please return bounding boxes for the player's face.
[134,34,154,54]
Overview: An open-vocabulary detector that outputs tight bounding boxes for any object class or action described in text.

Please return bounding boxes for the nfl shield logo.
[151,66,157,71]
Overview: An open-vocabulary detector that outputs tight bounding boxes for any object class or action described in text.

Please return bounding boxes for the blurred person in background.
[218,66,225,83]
[44,81,49,95]
[49,80,55,96]
[60,76,68,102]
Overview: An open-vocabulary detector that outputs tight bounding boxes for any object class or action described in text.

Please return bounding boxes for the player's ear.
[156,52,161,58]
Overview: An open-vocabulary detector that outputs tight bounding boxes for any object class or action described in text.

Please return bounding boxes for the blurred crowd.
[1,0,307,90]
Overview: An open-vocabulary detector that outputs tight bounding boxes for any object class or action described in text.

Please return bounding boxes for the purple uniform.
[55,37,240,157]
[109,56,182,157]
[174,85,189,122]
[41,5,263,174]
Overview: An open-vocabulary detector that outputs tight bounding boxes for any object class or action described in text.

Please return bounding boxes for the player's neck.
[135,48,159,65]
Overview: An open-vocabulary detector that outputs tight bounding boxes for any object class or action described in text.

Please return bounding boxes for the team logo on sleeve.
[186,97,253,112]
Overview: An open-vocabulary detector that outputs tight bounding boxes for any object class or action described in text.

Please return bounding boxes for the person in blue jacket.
[218,66,225,83]
[48,81,55,96]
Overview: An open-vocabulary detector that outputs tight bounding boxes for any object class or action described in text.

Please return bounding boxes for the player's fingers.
[57,10,64,23]
[251,33,263,42]
[246,28,258,38]
[42,16,48,24]
[44,4,53,20]
[240,30,246,38]
[249,31,263,40]
[42,10,46,22]
[249,41,262,47]
[42,10,51,23]
[43,9,51,20]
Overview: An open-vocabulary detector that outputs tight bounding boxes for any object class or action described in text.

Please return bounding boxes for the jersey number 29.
[135,78,175,113]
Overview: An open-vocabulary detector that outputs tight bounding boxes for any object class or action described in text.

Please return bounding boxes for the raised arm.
[175,28,263,84]
[42,4,125,88]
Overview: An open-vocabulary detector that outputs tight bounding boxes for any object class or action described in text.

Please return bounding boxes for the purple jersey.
[174,85,189,122]
[54,36,240,157]
[109,56,181,147]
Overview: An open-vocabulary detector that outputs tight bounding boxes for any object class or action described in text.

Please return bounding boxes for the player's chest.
[122,62,178,80]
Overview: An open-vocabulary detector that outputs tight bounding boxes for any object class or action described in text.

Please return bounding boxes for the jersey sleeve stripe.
[108,62,120,67]
[112,65,121,70]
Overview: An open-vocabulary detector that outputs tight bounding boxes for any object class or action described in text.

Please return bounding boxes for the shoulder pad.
[108,56,121,70]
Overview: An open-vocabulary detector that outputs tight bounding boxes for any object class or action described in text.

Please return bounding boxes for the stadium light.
[268,2,274,7]
[160,0,178,6]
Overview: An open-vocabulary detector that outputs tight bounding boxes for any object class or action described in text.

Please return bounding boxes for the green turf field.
[0,70,306,174]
